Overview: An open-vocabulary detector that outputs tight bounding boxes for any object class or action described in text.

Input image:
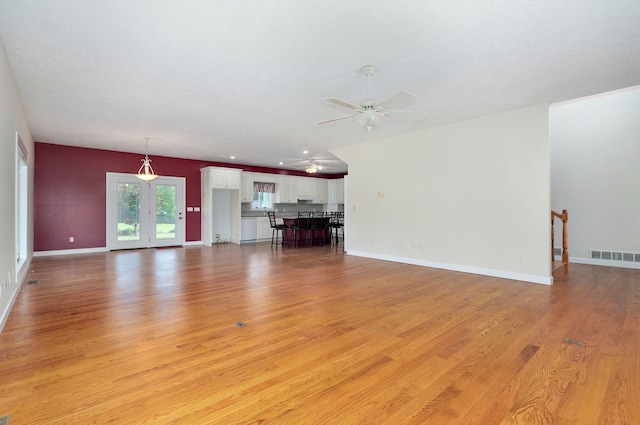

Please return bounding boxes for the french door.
[106,173,185,250]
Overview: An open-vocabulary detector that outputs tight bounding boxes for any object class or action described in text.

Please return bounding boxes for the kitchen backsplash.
[241,202,342,217]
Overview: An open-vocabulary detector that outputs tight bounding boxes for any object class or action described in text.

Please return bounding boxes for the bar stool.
[329,211,344,245]
[311,211,330,245]
[295,212,313,247]
[268,211,288,248]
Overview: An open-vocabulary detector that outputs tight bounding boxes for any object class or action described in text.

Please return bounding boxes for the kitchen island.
[282,216,331,247]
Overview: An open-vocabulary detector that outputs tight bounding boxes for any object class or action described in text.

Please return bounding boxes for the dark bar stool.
[295,212,313,247]
[311,211,330,245]
[268,211,288,248]
[329,211,344,245]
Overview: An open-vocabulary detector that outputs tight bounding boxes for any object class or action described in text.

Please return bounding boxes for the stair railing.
[551,209,569,273]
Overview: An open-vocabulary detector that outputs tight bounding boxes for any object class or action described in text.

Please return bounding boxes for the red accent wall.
[34,142,345,251]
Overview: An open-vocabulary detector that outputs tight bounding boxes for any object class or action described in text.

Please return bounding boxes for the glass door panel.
[155,185,175,239]
[117,182,141,242]
[150,180,184,247]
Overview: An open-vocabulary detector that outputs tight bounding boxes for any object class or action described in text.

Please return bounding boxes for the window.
[252,182,275,210]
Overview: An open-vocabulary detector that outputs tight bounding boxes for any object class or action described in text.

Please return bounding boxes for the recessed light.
[279,161,284,165]
[303,150,309,154]
[230,156,235,159]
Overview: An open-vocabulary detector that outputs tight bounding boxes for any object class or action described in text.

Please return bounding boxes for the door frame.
[106,172,186,250]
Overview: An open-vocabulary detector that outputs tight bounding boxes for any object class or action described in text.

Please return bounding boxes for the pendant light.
[136,137,158,181]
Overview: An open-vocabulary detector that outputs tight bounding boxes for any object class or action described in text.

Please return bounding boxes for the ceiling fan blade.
[377,91,416,110]
[385,109,427,121]
[325,98,361,110]
[317,114,355,124]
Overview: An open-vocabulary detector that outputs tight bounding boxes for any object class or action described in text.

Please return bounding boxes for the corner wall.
[332,104,551,284]
[0,33,34,330]
[550,86,640,267]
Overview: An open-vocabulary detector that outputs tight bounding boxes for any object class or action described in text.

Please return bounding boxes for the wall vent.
[591,249,640,262]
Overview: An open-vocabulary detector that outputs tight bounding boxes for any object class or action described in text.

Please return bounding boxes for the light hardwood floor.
[0,243,638,424]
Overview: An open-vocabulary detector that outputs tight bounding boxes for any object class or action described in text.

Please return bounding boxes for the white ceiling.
[1,1,639,174]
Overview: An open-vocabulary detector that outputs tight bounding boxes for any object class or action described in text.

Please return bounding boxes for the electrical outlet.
[518,253,524,261]
[215,233,220,238]
[69,236,74,243]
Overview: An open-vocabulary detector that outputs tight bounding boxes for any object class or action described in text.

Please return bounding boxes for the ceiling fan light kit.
[317,65,427,131]
[356,111,381,132]
[305,161,322,174]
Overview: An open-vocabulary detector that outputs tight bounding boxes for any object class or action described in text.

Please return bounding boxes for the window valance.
[253,182,276,193]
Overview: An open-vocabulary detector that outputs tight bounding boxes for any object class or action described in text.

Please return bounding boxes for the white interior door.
[106,173,185,250]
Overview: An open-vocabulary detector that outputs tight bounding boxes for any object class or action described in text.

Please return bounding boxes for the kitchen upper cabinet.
[314,179,328,204]
[297,178,316,198]
[209,167,241,189]
[241,172,254,202]
[328,178,345,204]
[278,176,298,203]
[335,178,344,204]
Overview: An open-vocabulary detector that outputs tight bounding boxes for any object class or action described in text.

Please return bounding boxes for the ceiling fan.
[317,65,427,131]
[287,157,335,174]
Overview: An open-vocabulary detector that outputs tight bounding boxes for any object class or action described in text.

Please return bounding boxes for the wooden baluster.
[551,212,555,263]
[562,209,569,272]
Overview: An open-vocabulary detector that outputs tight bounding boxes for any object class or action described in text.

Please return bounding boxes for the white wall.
[550,86,640,266]
[0,33,34,330]
[332,104,551,284]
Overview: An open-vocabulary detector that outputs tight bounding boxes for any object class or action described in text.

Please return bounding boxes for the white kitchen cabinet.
[335,178,344,204]
[327,178,344,204]
[200,167,242,245]
[241,172,254,202]
[314,179,328,204]
[210,167,241,189]
[278,176,298,203]
[256,216,272,240]
[252,172,278,183]
[297,178,316,198]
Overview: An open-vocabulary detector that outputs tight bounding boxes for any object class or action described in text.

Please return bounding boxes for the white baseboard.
[346,250,553,285]
[0,257,32,334]
[35,242,209,255]
[567,256,640,270]
[0,283,21,333]
[184,241,203,246]
[34,247,109,257]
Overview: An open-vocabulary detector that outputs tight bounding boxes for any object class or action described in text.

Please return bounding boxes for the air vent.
[591,249,640,263]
